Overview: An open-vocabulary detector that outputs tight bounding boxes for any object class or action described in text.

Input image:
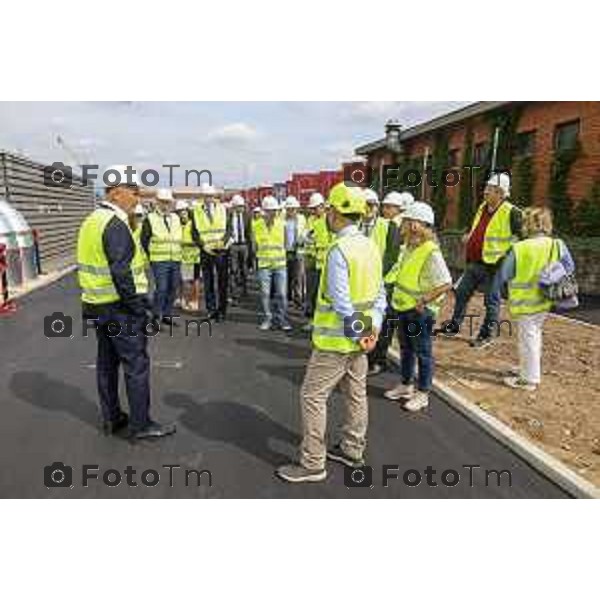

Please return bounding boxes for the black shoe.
[326,444,365,469]
[161,316,180,327]
[129,420,177,440]
[103,411,129,435]
[207,311,219,320]
[470,335,494,349]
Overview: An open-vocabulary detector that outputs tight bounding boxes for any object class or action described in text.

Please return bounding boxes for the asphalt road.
[0,273,569,498]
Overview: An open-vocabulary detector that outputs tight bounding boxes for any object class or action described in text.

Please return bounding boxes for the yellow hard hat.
[327,182,367,215]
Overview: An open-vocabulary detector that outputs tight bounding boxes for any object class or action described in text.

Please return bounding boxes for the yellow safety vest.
[509,236,559,317]
[312,232,382,354]
[181,220,200,265]
[386,240,439,313]
[470,201,515,264]
[306,214,331,270]
[193,203,227,252]
[132,223,149,267]
[369,217,389,258]
[253,217,286,270]
[147,212,182,262]
[77,208,148,304]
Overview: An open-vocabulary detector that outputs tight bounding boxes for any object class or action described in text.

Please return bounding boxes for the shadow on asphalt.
[10,370,99,428]
[164,392,300,466]
[257,363,307,386]
[233,337,311,361]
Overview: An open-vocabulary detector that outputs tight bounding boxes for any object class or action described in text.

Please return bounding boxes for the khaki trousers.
[300,349,368,471]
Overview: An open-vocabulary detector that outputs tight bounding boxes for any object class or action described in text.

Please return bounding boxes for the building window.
[447,149,459,167]
[554,119,580,152]
[473,142,489,166]
[514,130,536,158]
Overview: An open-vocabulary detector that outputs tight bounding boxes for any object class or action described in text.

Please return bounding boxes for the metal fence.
[0,152,95,270]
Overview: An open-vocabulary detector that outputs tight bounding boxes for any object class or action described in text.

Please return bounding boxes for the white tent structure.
[0,200,37,287]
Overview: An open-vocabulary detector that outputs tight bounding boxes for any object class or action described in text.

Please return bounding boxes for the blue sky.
[0,101,470,188]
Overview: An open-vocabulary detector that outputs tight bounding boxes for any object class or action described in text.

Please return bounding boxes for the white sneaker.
[404,391,429,412]
[384,382,414,401]
[503,376,537,392]
[259,320,272,331]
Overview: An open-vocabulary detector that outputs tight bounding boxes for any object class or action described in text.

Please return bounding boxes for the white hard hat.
[156,188,174,202]
[285,195,300,209]
[175,199,189,211]
[307,192,325,208]
[253,206,262,214]
[134,203,145,216]
[382,191,415,209]
[231,194,246,207]
[363,188,379,205]
[103,164,140,187]
[199,182,221,197]
[261,195,279,211]
[486,172,511,197]
[403,201,435,226]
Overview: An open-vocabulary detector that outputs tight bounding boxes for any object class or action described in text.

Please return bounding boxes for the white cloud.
[206,122,259,145]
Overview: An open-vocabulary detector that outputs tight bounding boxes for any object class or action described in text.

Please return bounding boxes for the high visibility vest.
[386,240,439,313]
[312,232,382,354]
[132,223,149,267]
[147,212,182,262]
[193,203,227,252]
[369,217,389,258]
[470,201,515,264]
[77,208,148,305]
[509,236,559,317]
[306,214,331,270]
[181,220,200,265]
[253,217,286,270]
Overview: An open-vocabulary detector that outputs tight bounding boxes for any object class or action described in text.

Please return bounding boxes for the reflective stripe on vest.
[194,203,227,251]
[386,241,438,312]
[312,232,382,354]
[470,201,515,264]
[253,217,286,270]
[77,208,148,304]
[147,212,182,262]
[181,220,200,265]
[509,237,559,317]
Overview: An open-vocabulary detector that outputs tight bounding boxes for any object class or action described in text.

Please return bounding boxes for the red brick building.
[355,101,600,231]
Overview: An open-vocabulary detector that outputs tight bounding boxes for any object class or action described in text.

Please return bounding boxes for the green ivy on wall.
[430,131,449,227]
[511,156,535,207]
[458,127,474,229]
[573,177,600,236]
[548,143,581,234]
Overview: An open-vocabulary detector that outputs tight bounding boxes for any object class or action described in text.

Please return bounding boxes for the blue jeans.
[151,261,181,318]
[451,261,501,338]
[257,268,288,325]
[397,309,435,392]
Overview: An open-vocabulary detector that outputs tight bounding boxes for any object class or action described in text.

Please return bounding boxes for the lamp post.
[383,119,403,197]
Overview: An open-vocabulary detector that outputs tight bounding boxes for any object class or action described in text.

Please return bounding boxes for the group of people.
[76,165,575,482]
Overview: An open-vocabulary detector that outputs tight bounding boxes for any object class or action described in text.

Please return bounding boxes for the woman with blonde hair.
[493,206,575,391]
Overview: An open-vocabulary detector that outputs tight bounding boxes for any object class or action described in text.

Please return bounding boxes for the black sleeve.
[102,217,148,316]
[510,206,523,239]
[140,218,152,255]
[382,221,402,276]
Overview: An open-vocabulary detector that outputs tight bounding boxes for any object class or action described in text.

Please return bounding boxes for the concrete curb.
[9,264,76,301]
[388,349,600,499]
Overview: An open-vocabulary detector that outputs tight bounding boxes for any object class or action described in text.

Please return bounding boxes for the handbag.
[539,238,579,306]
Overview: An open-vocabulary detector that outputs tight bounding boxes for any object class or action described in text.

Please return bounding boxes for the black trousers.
[94,314,151,430]
[230,243,249,297]
[201,251,229,315]
[368,305,396,368]
[304,263,321,318]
